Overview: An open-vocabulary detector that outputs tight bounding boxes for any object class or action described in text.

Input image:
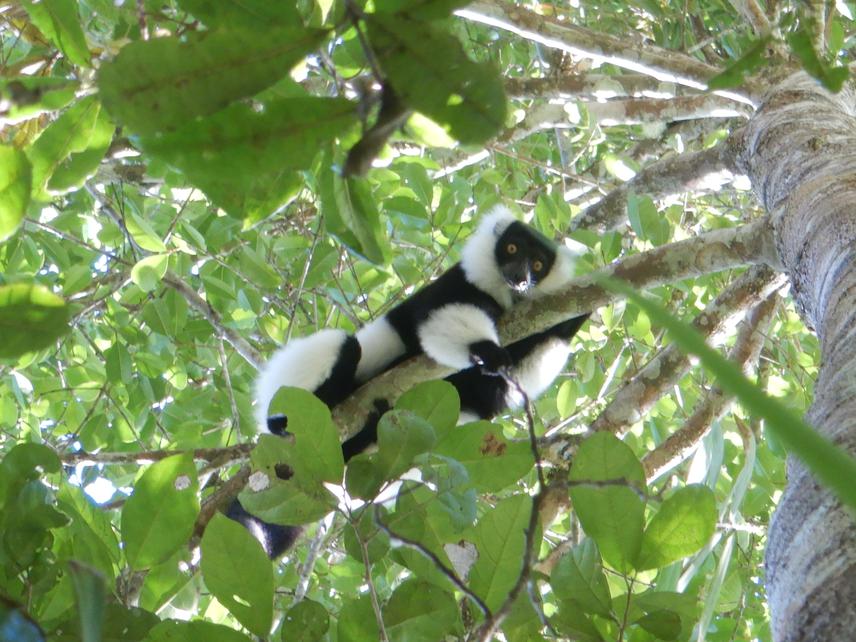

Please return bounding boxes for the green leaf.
[240,388,343,524]
[319,165,389,263]
[98,28,326,135]
[139,97,356,221]
[787,28,849,92]
[176,0,300,29]
[707,36,772,90]
[634,610,682,640]
[383,579,462,642]
[144,620,252,642]
[131,255,169,292]
[395,380,460,439]
[366,15,507,144]
[337,596,380,642]
[636,485,716,570]
[603,275,856,512]
[550,539,612,617]
[68,561,106,642]
[466,495,532,611]
[0,145,31,242]
[121,453,199,570]
[373,0,473,19]
[433,420,533,492]
[201,514,273,637]
[0,283,70,359]
[47,106,115,194]
[569,432,646,572]
[19,0,91,67]
[343,506,390,564]
[374,409,436,480]
[26,96,102,199]
[0,77,78,125]
[125,212,167,253]
[280,599,330,642]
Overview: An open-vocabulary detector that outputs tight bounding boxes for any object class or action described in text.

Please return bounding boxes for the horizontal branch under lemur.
[332,218,778,437]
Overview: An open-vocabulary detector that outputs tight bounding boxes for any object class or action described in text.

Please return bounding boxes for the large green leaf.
[240,388,343,524]
[26,96,104,199]
[0,283,70,359]
[19,0,91,68]
[176,0,301,29]
[0,145,31,243]
[433,420,533,492]
[383,579,462,642]
[569,432,646,573]
[47,107,115,195]
[201,514,273,637]
[144,620,252,642]
[550,539,612,617]
[279,600,330,642]
[0,77,78,125]
[636,485,716,570]
[466,494,531,611]
[68,561,106,642]
[97,28,327,135]
[120,454,199,570]
[138,97,357,221]
[366,15,507,144]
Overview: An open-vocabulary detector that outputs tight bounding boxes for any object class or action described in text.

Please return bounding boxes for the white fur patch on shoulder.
[461,205,517,309]
[355,317,407,383]
[254,329,350,431]
[505,338,572,408]
[534,245,577,295]
[417,304,500,370]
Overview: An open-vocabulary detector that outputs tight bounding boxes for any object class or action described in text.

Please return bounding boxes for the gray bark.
[736,72,856,641]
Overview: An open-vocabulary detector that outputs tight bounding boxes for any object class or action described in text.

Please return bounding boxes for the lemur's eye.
[533,260,544,272]
[507,243,518,254]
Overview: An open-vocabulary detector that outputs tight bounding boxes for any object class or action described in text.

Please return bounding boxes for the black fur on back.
[385,264,505,357]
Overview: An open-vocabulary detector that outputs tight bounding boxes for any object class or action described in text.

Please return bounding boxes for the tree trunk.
[737,72,856,641]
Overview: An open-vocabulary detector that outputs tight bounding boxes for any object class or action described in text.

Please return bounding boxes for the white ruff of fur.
[461,205,517,309]
[505,338,573,408]
[254,329,349,431]
[355,317,407,383]
[536,245,577,295]
[417,304,500,370]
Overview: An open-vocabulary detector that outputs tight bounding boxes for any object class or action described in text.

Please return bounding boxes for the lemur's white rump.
[417,304,500,371]
[505,338,573,408]
[254,329,350,431]
[355,317,407,383]
[461,205,517,310]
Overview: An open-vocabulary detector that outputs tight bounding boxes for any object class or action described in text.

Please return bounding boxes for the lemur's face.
[494,222,558,294]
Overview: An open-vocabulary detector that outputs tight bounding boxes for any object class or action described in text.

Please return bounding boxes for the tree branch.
[333,218,778,438]
[573,132,744,231]
[589,264,785,437]
[60,444,254,466]
[643,290,780,480]
[163,273,262,369]
[456,1,753,105]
